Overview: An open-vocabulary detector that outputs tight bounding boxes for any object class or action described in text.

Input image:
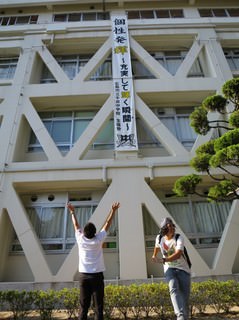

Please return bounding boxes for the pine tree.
[173,78,239,201]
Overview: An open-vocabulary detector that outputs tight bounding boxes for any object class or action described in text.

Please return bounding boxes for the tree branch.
[218,165,239,178]
[206,169,225,181]
[209,125,233,130]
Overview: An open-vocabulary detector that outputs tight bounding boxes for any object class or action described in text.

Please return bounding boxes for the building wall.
[0,0,239,287]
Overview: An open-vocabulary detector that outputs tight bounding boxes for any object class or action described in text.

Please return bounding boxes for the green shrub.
[127,284,143,319]
[150,282,173,319]
[190,282,208,315]
[0,291,4,310]
[203,280,238,314]
[0,280,239,319]
[105,283,173,320]
[109,285,131,319]
[58,287,80,320]
[104,285,118,319]
[3,290,34,320]
[32,289,58,320]
[132,284,156,318]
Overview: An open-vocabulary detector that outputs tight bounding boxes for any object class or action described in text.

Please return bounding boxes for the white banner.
[111,15,138,151]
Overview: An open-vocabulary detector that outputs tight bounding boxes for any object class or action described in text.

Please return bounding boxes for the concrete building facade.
[0,0,239,288]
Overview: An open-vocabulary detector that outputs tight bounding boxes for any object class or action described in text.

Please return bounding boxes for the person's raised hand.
[67,202,75,212]
[112,202,120,211]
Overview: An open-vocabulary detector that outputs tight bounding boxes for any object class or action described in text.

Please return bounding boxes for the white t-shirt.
[155,234,191,274]
[75,229,107,273]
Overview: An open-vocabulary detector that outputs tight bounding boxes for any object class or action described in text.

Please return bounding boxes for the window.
[11,200,118,253]
[11,203,96,252]
[53,12,110,22]
[155,10,170,18]
[155,108,197,147]
[131,56,155,79]
[227,8,239,17]
[82,12,99,21]
[53,14,67,22]
[188,58,204,77]
[132,50,203,79]
[127,11,140,19]
[68,13,82,21]
[28,108,196,153]
[89,56,112,81]
[156,9,184,18]
[127,9,184,19]
[154,51,184,75]
[40,50,203,83]
[28,111,114,153]
[151,51,203,77]
[0,57,18,79]
[199,8,239,17]
[41,55,89,82]
[140,11,155,19]
[127,10,155,19]
[59,55,88,79]
[40,54,112,83]
[0,15,38,26]
[40,66,56,83]
[137,118,161,148]
[223,49,239,73]
[143,199,231,249]
[165,200,231,247]
[137,107,197,149]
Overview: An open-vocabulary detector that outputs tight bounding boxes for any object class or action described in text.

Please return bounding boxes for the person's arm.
[152,246,182,264]
[102,202,120,232]
[163,249,182,263]
[151,247,160,262]
[67,202,80,231]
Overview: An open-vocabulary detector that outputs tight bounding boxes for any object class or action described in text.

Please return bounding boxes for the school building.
[0,0,239,289]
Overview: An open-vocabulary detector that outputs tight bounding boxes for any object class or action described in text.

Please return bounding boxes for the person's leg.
[177,270,191,320]
[165,268,184,320]
[91,272,104,320]
[79,273,92,320]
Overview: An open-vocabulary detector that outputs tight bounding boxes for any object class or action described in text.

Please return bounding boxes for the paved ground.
[1,307,239,319]
[1,312,239,319]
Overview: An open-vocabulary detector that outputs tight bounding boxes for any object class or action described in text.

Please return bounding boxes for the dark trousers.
[79,272,104,320]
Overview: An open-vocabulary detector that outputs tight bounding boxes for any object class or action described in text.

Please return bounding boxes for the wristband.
[70,210,74,215]
[162,258,166,264]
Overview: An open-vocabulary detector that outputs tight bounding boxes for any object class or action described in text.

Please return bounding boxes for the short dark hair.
[83,222,96,239]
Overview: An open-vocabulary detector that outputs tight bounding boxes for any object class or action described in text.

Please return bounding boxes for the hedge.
[0,280,239,319]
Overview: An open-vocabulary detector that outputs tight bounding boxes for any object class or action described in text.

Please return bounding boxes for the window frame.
[143,198,231,249]
[198,8,239,18]
[28,107,197,153]
[53,12,110,23]
[0,57,18,79]
[0,15,38,26]
[153,107,197,146]
[127,9,184,19]
[40,54,112,83]
[151,50,204,77]
[223,49,239,74]
[28,111,114,153]
[11,200,118,254]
